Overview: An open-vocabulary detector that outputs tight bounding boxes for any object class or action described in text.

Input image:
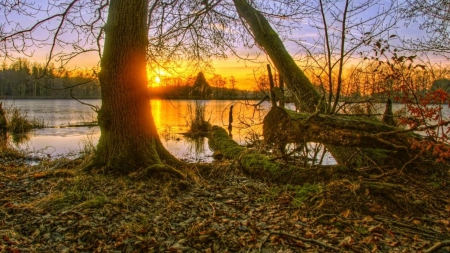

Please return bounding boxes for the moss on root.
[208,125,245,159]
[208,125,353,184]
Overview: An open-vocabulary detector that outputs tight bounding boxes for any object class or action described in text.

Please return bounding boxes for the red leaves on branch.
[395,87,450,162]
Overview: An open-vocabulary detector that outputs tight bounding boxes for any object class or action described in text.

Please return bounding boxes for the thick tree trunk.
[232,0,324,113]
[93,0,180,173]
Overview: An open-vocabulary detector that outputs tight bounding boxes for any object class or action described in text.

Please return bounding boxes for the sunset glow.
[154,76,161,85]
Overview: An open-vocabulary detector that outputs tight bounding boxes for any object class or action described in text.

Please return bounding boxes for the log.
[208,125,355,184]
[232,0,324,113]
[263,107,415,153]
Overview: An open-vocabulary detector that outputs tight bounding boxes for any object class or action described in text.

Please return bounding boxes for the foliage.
[369,39,450,162]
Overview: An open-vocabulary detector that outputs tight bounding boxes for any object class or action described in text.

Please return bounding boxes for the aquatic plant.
[4,105,45,134]
[186,100,210,137]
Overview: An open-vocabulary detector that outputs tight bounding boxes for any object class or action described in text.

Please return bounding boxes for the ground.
[0,149,450,253]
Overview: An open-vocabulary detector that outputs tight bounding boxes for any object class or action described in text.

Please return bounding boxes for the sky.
[1,0,448,91]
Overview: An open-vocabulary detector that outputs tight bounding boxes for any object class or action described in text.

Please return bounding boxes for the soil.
[1,150,450,253]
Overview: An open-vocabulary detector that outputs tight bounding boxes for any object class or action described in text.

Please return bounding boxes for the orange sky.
[57,50,265,90]
[199,58,265,90]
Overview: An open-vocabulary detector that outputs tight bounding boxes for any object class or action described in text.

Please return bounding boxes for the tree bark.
[93,0,180,173]
[0,102,7,148]
[232,0,324,113]
[263,107,413,151]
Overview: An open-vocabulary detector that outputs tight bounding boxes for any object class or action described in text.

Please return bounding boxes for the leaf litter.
[0,155,449,252]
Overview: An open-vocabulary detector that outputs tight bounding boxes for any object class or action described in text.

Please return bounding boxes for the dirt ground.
[1,151,450,253]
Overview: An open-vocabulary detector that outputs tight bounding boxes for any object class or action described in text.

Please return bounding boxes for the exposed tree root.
[208,124,450,218]
[144,164,186,179]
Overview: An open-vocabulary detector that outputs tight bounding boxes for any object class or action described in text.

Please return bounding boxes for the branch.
[259,230,340,252]
[424,240,450,253]
[69,89,100,112]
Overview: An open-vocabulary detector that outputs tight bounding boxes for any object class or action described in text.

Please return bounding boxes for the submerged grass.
[186,100,210,137]
[7,106,45,134]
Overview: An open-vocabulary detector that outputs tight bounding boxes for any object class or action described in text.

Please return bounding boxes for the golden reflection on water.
[151,99,163,130]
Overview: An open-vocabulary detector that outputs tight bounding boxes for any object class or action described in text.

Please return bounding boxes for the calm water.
[1,99,273,162]
[4,99,419,164]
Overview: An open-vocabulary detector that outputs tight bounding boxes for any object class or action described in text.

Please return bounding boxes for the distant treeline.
[148,85,264,100]
[149,72,264,100]
[0,59,100,99]
[0,61,265,100]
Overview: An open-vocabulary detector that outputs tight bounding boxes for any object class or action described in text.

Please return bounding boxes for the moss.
[209,125,314,184]
[77,195,109,209]
[280,183,323,207]
[208,125,245,159]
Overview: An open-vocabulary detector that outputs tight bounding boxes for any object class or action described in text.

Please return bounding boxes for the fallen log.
[263,106,415,151]
[208,125,355,184]
[262,106,423,167]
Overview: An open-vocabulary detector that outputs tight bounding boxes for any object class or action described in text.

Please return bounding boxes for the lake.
[6,99,444,165]
[1,99,278,162]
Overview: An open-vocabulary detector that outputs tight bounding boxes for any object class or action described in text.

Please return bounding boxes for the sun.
[154,76,161,84]
[147,68,166,87]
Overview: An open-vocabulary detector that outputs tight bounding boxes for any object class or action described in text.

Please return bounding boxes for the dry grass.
[3,104,45,134]
[186,100,210,137]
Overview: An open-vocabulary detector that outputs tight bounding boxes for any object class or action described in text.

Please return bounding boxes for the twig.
[209,202,216,218]
[70,89,100,112]
[311,213,338,225]
[400,151,422,173]
[424,240,450,253]
[269,145,303,161]
[259,230,340,252]
[304,94,325,124]
[252,95,269,107]
[363,169,398,181]
[0,174,15,181]
[375,217,439,236]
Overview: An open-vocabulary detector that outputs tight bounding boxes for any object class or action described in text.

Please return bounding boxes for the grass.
[2,104,45,135]
[287,183,322,207]
[186,100,210,137]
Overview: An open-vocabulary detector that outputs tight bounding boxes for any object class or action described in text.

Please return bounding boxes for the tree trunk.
[232,0,324,113]
[93,0,180,173]
[0,102,7,148]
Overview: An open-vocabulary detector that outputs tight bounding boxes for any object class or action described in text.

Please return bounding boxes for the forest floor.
[0,147,450,253]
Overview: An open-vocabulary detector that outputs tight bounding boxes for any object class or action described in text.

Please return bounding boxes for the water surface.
[2,99,271,162]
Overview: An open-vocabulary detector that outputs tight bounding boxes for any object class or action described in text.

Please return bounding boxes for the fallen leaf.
[339,236,354,247]
[341,209,351,218]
